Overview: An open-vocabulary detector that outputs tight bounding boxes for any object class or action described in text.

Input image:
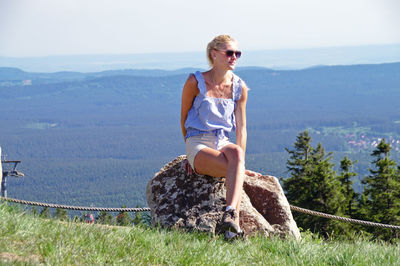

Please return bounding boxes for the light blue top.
[184,71,243,140]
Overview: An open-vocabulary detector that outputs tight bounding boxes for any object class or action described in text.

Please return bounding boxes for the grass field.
[1,203,399,265]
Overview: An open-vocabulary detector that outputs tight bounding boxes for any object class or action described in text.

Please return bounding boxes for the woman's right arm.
[180,74,199,141]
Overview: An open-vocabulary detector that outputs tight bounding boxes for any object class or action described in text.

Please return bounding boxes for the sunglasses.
[217,49,242,59]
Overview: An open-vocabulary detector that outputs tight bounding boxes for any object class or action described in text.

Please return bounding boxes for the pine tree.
[362,139,400,239]
[116,205,132,226]
[96,211,114,225]
[40,207,51,218]
[54,208,69,221]
[282,131,314,206]
[338,156,358,217]
[282,131,346,236]
[131,205,151,227]
[132,205,143,226]
[31,206,38,216]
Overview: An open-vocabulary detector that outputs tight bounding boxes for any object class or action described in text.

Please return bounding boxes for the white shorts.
[185,133,232,172]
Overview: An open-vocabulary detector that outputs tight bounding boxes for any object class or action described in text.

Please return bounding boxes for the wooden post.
[0,147,2,196]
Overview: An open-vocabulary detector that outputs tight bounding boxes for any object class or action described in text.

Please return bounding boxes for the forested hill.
[0,62,399,208]
[1,62,399,115]
[0,67,199,83]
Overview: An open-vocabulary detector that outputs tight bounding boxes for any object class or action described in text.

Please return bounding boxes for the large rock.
[243,175,301,239]
[146,155,300,239]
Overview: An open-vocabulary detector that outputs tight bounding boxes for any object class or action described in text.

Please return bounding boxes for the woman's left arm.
[235,82,262,177]
[235,83,248,155]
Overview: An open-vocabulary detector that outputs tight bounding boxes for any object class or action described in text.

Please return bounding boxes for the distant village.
[344,134,400,152]
[0,79,32,86]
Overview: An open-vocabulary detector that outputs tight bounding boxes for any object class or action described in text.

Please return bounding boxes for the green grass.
[1,203,399,265]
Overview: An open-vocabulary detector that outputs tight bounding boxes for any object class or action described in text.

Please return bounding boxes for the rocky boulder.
[146,155,301,239]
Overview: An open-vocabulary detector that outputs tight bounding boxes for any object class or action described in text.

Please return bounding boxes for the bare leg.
[193,144,245,209]
[236,192,242,213]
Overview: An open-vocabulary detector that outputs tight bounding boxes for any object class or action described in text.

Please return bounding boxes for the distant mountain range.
[1,62,400,119]
[0,66,200,84]
[1,44,400,72]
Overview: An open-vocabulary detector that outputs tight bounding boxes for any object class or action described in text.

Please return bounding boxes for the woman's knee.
[222,145,244,164]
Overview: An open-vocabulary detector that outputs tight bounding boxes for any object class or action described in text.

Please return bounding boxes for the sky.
[0,0,399,57]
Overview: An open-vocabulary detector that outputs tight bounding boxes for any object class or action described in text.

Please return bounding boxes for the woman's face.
[213,41,239,70]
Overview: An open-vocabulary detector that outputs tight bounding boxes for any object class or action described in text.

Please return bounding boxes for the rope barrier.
[1,196,399,230]
[290,205,400,230]
[0,197,150,212]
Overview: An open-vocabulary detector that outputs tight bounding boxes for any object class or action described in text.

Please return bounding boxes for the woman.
[180,35,261,236]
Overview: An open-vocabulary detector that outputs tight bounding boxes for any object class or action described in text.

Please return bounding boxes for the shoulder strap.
[193,71,207,95]
[232,74,242,101]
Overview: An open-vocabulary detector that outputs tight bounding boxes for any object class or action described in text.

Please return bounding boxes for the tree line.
[30,205,151,227]
[282,131,400,241]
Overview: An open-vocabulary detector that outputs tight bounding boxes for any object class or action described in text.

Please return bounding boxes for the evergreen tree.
[132,205,143,226]
[282,131,314,206]
[131,205,151,227]
[116,205,132,226]
[54,208,69,221]
[362,139,400,239]
[96,211,114,225]
[338,156,358,217]
[73,216,80,222]
[141,211,152,227]
[40,207,51,219]
[282,131,346,236]
[31,206,38,216]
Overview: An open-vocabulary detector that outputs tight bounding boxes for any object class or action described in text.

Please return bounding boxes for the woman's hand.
[245,169,262,177]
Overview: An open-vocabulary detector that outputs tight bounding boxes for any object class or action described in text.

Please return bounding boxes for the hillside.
[1,44,400,72]
[0,63,400,207]
[1,203,399,264]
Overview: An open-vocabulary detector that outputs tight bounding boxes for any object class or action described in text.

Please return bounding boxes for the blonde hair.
[206,35,237,66]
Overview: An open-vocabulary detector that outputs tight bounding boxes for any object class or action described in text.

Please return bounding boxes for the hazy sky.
[0,0,399,57]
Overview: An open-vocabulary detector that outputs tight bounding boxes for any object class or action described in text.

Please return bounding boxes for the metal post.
[0,149,23,198]
[1,173,6,198]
